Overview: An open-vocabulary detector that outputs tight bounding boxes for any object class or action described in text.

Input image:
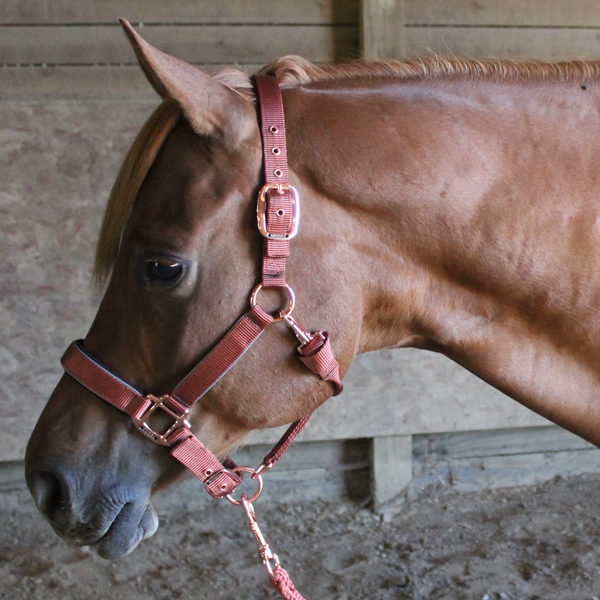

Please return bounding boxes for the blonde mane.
[261,55,600,86]
[94,98,181,287]
[94,55,600,287]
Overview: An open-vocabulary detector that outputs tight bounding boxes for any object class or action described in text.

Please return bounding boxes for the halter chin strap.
[60,74,343,502]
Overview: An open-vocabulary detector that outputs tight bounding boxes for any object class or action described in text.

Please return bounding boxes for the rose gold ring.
[226,466,264,505]
[250,284,295,323]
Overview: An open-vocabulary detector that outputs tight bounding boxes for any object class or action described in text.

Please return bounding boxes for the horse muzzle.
[25,460,159,558]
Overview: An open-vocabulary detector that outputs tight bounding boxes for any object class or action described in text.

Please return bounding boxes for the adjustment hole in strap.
[272,147,281,155]
[274,169,283,178]
[269,125,279,133]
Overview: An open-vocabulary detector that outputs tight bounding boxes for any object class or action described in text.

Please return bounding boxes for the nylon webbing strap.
[56,73,346,600]
[260,412,314,471]
[254,75,293,288]
[170,435,241,498]
[61,341,242,498]
[172,305,273,407]
[62,341,148,418]
[297,332,343,396]
[59,75,344,505]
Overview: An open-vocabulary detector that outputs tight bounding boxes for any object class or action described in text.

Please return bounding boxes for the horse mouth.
[94,502,159,559]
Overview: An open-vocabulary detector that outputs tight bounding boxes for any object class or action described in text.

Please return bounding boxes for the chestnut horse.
[25,21,600,561]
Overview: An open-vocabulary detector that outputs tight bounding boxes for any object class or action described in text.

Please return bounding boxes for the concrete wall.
[6,0,600,462]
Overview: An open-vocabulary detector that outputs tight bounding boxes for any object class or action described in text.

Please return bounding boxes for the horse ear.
[119,19,255,145]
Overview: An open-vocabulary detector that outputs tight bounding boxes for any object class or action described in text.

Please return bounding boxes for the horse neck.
[285,75,600,364]
[284,75,600,445]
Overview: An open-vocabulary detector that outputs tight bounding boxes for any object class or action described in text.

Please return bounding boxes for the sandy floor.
[2,474,600,600]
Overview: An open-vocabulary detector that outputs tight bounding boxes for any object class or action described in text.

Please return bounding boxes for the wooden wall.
[4,0,600,470]
[363,0,600,60]
[0,2,363,461]
[0,0,359,99]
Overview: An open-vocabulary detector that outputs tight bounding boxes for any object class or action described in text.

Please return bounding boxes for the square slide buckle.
[132,394,191,447]
[257,183,300,240]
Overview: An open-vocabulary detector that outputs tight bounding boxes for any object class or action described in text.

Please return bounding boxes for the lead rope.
[225,465,306,600]
[240,495,307,600]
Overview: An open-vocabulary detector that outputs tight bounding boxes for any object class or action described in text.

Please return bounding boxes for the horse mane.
[94,55,600,288]
[261,55,600,86]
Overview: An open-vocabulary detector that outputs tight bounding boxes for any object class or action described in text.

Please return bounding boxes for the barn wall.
[3,0,600,463]
[362,0,600,59]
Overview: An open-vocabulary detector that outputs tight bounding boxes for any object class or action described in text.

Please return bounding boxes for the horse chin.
[95,503,159,559]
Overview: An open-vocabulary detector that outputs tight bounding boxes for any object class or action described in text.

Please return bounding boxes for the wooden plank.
[405,26,600,60]
[0,0,359,25]
[233,439,370,471]
[413,447,600,493]
[371,435,412,506]
[154,439,370,509]
[413,426,596,462]
[406,0,600,27]
[0,461,25,492]
[361,0,405,58]
[0,65,265,100]
[0,24,359,65]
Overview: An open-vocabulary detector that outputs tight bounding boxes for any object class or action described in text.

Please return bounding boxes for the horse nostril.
[28,469,69,520]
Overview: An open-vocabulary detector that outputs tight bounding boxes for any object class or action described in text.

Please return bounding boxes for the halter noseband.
[60,75,343,501]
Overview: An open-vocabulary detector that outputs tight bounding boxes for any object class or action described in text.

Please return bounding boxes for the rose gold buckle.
[257,183,300,240]
[132,394,190,447]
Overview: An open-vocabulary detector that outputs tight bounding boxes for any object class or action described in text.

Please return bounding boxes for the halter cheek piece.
[60,75,343,501]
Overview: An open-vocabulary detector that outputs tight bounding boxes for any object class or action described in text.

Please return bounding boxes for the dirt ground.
[2,474,600,600]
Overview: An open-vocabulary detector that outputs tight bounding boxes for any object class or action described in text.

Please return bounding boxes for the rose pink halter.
[60,75,342,599]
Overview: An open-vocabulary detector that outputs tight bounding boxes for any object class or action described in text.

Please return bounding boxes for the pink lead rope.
[60,75,343,599]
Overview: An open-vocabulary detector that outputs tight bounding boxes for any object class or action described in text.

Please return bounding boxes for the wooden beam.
[405,0,600,27]
[0,0,359,25]
[371,435,412,506]
[0,65,265,100]
[361,0,406,59]
[0,24,359,66]
[414,446,600,493]
[413,426,596,461]
[404,26,600,60]
[0,461,26,492]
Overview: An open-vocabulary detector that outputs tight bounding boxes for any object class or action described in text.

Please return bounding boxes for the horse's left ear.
[120,19,256,147]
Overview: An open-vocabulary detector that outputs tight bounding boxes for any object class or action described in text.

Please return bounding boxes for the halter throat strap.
[60,75,342,500]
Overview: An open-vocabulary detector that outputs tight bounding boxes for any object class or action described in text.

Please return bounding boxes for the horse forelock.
[93,99,181,289]
[93,71,255,291]
[94,54,600,289]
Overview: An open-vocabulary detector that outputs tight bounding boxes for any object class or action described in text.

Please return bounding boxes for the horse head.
[25,22,361,559]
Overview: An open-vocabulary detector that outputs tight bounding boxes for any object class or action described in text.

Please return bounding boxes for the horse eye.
[146,260,183,282]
